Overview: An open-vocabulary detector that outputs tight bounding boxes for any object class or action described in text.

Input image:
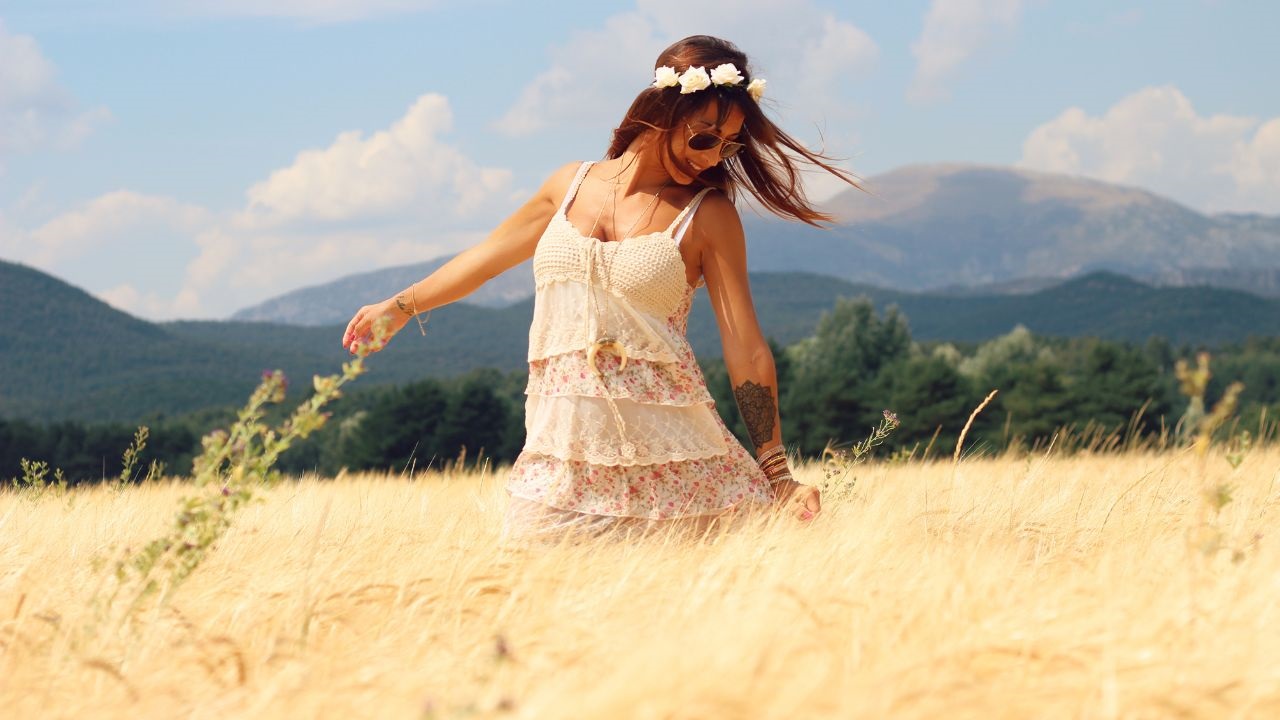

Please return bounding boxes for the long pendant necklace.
[584,165,669,378]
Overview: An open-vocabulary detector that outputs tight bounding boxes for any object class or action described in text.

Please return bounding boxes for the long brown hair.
[605,35,860,227]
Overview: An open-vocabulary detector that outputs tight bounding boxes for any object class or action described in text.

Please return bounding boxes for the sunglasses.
[685,123,746,159]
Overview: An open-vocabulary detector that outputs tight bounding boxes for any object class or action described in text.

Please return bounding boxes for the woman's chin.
[674,164,701,185]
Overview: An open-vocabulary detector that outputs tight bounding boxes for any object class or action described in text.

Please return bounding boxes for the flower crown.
[652,62,766,101]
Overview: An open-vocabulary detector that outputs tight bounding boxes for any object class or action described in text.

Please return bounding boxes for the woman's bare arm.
[698,192,820,519]
[697,193,783,453]
[342,162,579,352]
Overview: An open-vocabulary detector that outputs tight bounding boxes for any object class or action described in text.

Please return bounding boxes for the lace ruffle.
[522,395,728,466]
[526,280,683,363]
[526,350,715,406]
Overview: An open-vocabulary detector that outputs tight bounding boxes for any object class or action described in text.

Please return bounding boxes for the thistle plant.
[111,426,165,491]
[1174,352,1246,457]
[107,323,386,611]
[819,409,900,499]
[1171,352,1253,562]
[1174,352,1212,446]
[9,458,68,501]
[1225,430,1252,470]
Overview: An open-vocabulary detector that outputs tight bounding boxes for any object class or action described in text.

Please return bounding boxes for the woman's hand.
[342,298,410,354]
[773,478,821,522]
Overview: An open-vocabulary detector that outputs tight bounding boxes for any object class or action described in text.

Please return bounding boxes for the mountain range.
[232,163,1280,325]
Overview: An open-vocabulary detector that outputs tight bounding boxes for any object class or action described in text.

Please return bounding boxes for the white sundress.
[502,161,776,540]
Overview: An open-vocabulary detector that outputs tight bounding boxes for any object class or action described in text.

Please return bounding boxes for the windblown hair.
[605,35,860,227]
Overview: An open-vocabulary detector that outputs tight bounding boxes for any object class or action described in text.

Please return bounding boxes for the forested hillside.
[7,258,1280,424]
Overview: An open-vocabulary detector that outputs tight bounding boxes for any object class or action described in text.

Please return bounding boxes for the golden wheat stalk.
[954,389,999,463]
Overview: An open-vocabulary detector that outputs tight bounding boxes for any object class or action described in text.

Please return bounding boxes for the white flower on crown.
[653,65,679,89]
[678,66,711,94]
[655,62,766,100]
[710,63,744,86]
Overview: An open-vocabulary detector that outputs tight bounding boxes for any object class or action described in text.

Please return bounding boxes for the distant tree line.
[6,297,1280,484]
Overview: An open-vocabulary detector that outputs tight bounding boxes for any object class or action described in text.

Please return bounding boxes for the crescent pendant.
[587,339,629,376]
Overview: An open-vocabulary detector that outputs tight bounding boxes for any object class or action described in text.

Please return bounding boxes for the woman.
[342,35,857,539]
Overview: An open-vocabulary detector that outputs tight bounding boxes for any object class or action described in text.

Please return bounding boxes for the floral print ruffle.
[506,436,775,520]
[525,349,714,406]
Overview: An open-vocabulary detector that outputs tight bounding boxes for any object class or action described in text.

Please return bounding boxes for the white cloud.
[0,191,213,318]
[0,20,110,158]
[909,0,1024,103]
[2,93,516,320]
[1019,85,1280,214]
[244,93,510,227]
[168,0,442,23]
[495,1,878,140]
[192,92,515,317]
[21,191,211,267]
[495,12,663,137]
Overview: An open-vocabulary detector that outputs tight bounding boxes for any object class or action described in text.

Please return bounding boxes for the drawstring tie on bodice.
[567,161,711,464]
[582,238,638,460]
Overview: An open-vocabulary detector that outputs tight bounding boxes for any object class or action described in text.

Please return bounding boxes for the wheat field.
[2,448,1279,719]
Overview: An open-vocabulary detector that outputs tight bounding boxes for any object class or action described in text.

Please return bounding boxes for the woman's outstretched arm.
[697,193,820,520]
[342,162,580,353]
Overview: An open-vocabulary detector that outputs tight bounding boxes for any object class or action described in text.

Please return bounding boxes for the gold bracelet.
[759,454,789,471]
[761,461,789,476]
[410,283,430,336]
[756,445,785,464]
[761,465,789,480]
[767,471,794,487]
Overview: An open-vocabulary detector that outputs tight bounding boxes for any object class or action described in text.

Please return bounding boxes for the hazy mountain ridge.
[749,163,1280,292]
[231,257,534,326]
[231,163,1280,325]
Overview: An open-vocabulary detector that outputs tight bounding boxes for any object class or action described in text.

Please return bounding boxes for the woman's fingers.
[790,486,820,521]
[343,310,363,348]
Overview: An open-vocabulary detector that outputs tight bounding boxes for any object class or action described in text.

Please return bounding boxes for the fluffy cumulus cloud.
[0,20,109,159]
[3,94,513,320]
[21,191,210,266]
[0,191,212,316]
[243,94,510,227]
[909,0,1024,103]
[1020,86,1280,214]
[495,0,878,139]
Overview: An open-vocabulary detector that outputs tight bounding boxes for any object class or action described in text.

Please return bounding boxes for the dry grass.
[2,449,1280,719]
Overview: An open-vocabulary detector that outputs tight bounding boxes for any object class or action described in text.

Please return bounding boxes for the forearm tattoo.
[733,380,777,449]
[395,292,413,316]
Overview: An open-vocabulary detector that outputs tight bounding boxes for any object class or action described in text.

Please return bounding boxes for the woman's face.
[661,100,746,184]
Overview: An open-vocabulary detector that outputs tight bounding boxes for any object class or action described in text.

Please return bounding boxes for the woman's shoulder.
[684,187,744,251]
[693,187,741,225]
[535,161,590,204]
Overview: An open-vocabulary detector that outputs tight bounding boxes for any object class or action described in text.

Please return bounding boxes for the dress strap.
[558,161,595,215]
[666,187,715,246]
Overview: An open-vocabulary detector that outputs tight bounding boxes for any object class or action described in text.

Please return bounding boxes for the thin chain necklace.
[587,160,671,242]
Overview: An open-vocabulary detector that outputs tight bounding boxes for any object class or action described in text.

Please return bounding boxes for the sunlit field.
[3,449,1279,719]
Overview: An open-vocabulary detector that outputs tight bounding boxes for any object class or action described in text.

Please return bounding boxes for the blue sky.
[0,0,1276,319]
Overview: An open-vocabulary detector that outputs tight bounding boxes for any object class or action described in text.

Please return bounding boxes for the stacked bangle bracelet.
[756,445,792,485]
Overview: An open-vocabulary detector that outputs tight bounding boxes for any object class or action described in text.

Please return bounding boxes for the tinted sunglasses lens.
[687,132,720,151]
[720,142,744,158]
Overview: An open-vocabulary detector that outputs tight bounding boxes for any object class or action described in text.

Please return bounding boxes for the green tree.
[1064,340,1170,433]
[783,298,911,455]
[346,379,449,473]
[438,369,519,465]
[877,353,974,455]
